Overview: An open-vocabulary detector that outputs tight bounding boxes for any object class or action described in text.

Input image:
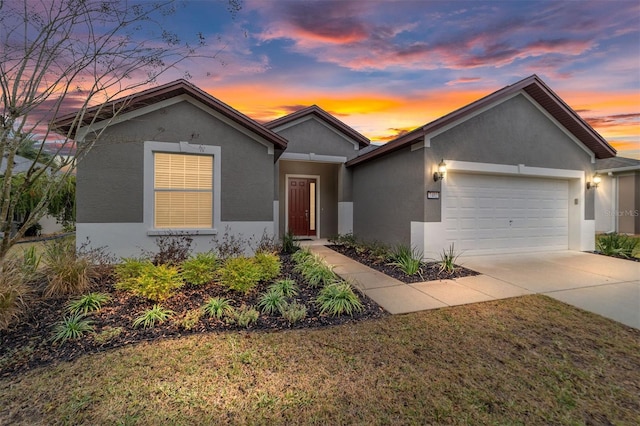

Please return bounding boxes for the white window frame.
[144,141,221,235]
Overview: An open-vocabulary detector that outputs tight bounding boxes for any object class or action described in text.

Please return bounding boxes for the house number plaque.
[427,191,440,199]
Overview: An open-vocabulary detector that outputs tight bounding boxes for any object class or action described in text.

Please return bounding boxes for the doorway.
[287,177,318,236]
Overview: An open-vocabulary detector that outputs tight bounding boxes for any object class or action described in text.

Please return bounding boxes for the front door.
[288,178,317,236]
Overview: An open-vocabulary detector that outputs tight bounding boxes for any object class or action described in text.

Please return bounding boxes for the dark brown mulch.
[326,245,480,284]
[0,253,386,378]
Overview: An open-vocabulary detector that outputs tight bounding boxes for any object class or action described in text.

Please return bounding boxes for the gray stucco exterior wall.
[429,94,596,219]
[77,100,275,224]
[275,117,360,160]
[352,146,424,246]
[278,160,340,237]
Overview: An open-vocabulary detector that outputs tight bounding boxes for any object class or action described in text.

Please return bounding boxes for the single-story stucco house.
[54,75,624,259]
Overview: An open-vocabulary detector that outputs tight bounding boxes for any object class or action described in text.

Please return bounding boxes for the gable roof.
[347,75,616,167]
[596,156,640,172]
[266,105,370,148]
[52,79,288,150]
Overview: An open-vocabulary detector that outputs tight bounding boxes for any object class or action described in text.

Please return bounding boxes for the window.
[154,153,213,228]
[144,141,221,234]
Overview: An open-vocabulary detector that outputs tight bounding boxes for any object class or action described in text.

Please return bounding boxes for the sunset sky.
[123,1,640,158]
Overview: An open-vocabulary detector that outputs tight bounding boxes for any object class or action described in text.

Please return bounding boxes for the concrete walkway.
[304,244,640,329]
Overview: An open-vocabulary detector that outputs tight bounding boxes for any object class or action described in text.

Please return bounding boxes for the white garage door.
[444,173,569,255]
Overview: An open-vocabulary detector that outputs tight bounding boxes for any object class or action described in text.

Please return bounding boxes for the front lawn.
[1,295,638,425]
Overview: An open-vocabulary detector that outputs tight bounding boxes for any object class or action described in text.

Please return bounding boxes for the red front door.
[288,178,316,236]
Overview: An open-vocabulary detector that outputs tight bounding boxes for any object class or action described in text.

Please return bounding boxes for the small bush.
[280,301,307,324]
[291,247,313,264]
[281,230,299,254]
[270,278,298,297]
[0,258,32,330]
[597,233,639,258]
[229,305,259,328]
[177,308,202,330]
[388,245,423,276]
[316,282,363,316]
[42,237,98,297]
[255,230,280,254]
[438,243,460,274]
[93,326,123,344]
[117,263,184,302]
[218,257,262,293]
[52,313,94,345]
[143,234,193,266]
[329,233,358,249]
[133,304,174,329]
[66,292,111,314]
[181,252,218,285]
[254,251,281,282]
[294,254,337,287]
[115,258,152,283]
[203,297,234,319]
[212,227,248,259]
[257,287,287,315]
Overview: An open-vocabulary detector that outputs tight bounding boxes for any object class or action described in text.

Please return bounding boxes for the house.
[55,75,618,258]
[594,157,640,235]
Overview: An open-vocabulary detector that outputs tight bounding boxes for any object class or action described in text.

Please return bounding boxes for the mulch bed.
[326,244,480,284]
[0,253,386,378]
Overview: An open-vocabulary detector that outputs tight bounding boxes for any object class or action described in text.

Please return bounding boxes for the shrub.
[117,263,184,302]
[254,230,280,254]
[438,243,460,274]
[281,230,299,254]
[133,304,174,329]
[291,247,313,264]
[0,257,32,330]
[181,252,219,285]
[294,254,337,287]
[212,227,248,259]
[329,233,358,249]
[597,233,639,259]
[257,287,287,315]
[42,237,98,297]
[229,305,259,328]
[254,251,281,282]
[388,245,423,276]
[280,301,307,324]
[66,292,111,314]
[218,257,262,293]
[177,308,202,330]
[139,233,193,266]
[115,258,152,283]
[52,313,94,345]
[203,297,234,319]
[270,278,298,297]
[316,282,363,316]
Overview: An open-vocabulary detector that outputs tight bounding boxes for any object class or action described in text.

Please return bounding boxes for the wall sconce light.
[433,159,447,182]
[587,173,601,189]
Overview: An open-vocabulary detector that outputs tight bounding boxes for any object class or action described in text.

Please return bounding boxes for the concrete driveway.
[460,251,640,329]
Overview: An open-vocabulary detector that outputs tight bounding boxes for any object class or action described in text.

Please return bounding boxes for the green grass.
[1,295,638,425]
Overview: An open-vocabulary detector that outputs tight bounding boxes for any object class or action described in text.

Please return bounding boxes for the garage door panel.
[444,173,569,255]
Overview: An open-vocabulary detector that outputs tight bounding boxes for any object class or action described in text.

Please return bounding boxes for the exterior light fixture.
[433,159,447,182]
[587,173,601,189]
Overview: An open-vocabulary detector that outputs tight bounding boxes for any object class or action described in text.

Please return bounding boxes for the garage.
[443,173,569,255]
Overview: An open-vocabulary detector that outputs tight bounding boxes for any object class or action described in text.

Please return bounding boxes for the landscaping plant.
[116,263,184,302]
[66,293,111,314]
[133,305,174,329]
[229,305,260,328]
[181,252,219,285]
[281,230,299,254]
[388,245,423,276]
[21,245,41,279]
[202,297,234,319]
[280,301,307,324]
[115,258,153,282]
[218,257,263,293]
[176,309,203,331]
[145,234,193,266]
[438,243,460,274]
[293,252,337,287]
[291,247,313,264]
[270,278,298,297]
[257,287,287,315]
[42,237,98,297]
[316,282,363,316]
[212,228,248,260]
[254,251,281,281]
[597,233,639,259]
[0,257,32,330]
[52,313,94,345]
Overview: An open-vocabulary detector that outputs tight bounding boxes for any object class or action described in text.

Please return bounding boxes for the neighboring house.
[594,157,640,235]
[54,75,619,258]
[0,154,64,235]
